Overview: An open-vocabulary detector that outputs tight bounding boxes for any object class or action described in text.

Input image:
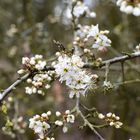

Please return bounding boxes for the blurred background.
[0,0,140,140]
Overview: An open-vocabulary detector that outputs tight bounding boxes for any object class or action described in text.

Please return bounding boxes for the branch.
[0,73,30,104]
[83,52,140,69]
[75,99,105,140]
[0,52,140,103]
[114,79,140,87]
[0,66,54,103]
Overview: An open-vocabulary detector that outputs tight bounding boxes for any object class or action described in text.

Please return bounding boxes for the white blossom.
[64,110,75,124]
[133,7,140,16]
[18,55,51,95]
[98,113,105,119]
[66,114,75,123]
[65,110,70,115]
[103,81,113,90]
[54,110,75,133]
[21,55,46,71]
[47,111,52,116]
[41,113,48,118]
[62,126,68,133]
[106,112,112,118]
[25,87,33,95]
[73,1,96,18]
[135,44,140,52]
[55,120,63,126]
[29,110,75,138]
[54,54,94,98]
[22,57,30,65]
[74,24,111,50]
[24,71,53,95]
[29,113,51,139]
[98,112,123,129]
[17,69,25,74]
[56,111,61,117]
[117,0,140,16]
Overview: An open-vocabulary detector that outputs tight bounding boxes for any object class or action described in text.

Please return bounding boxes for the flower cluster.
[17,55,46,74]
[72,0,96,18]
[29,111,52,140]
[98,112,123,128]
[103,81,113,91]
[29,110,75,139]
[57,0,96,25]
[53,53,97,98]
[55,110,75,133]
[73,24,111,50]
[117,0,140,16]
[17,55,54,95]
[25,71,54,95]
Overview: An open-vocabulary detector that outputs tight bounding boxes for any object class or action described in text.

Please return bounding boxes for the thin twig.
[76,98,105,140]
[114,79,140,87]
[121,62,125,82]
[80,103,97,112]
[83,52,140,69]
[71,1,77,31]
[105,62,110,82]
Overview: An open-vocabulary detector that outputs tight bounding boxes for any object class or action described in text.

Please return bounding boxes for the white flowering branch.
[0,66,54,103]
[0,52,140,103]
